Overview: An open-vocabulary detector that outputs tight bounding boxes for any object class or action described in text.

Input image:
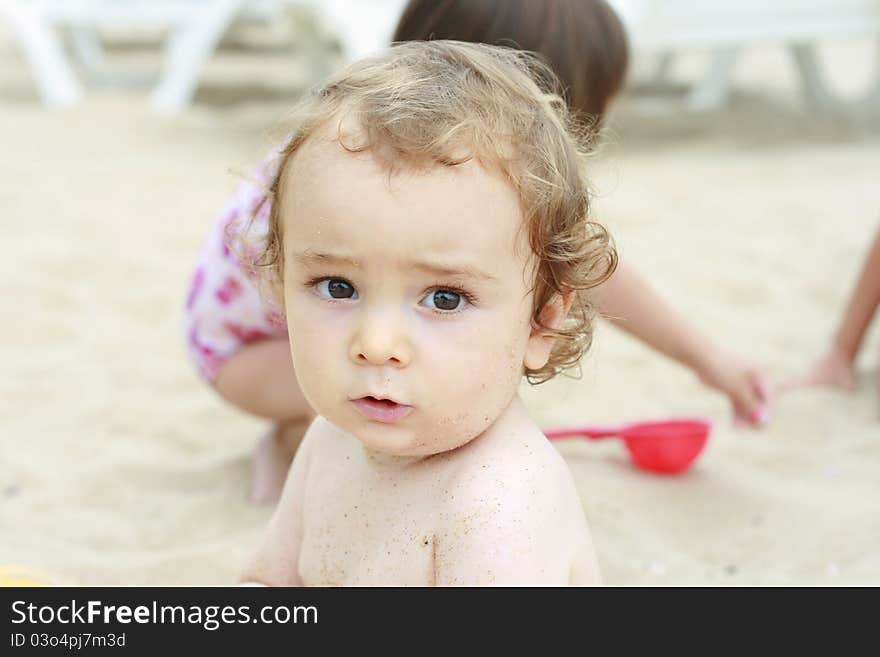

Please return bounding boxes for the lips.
[351,396,413,423]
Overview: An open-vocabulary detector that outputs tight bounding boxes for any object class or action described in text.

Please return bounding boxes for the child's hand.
[782,346,857,393]
[697,347,773,428]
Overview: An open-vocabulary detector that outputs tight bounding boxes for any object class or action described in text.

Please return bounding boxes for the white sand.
[1,24,878,585]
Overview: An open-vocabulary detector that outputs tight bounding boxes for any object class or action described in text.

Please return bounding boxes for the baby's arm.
[240,419,317,586]
[796,226,880,390]
[593,259,771,426]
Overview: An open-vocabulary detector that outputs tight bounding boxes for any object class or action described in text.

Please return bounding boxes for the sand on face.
[0,22,878,584]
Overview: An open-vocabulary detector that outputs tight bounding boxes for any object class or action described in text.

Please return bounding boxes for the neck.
[361,446,424,468]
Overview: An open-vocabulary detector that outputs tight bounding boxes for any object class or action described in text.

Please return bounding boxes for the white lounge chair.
[0,0,83,106]
[1,0,412,112]
[608,0,880,111]
[0,0,288,112]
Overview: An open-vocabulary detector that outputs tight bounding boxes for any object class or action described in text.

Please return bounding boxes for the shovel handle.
[544,424,623,440]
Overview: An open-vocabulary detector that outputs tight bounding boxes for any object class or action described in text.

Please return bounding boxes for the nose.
[349,306,412,368]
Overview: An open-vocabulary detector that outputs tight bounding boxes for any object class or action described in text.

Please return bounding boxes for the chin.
[352,424,432,456]
[335,414,452,457]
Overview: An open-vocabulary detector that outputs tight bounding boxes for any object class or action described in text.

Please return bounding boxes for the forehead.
[280,135,532,269]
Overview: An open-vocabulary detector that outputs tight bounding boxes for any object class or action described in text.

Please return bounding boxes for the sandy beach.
[1,13,878,585]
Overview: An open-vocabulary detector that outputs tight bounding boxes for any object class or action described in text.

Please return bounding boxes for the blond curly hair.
[246,40,616,383]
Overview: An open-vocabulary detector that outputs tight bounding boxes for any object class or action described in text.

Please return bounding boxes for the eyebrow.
[291,250,497,282]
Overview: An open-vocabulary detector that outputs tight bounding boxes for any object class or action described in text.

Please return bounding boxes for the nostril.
[357,353,403,365]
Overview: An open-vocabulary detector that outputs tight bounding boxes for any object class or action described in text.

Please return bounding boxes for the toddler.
[240,41,612,585]
[184,0,771,505]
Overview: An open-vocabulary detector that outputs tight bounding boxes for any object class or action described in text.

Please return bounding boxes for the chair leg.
[686,47,740,112]
[310,0,406,60]
[0,0,81,106]
[868,37,880,113]
[150,0,246,114]
[652,52,676,85]
[789,42,838,113]
[67,25,106,81]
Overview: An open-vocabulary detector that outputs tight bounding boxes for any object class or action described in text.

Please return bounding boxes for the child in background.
[240,40,609,586]
[790,226,880,395]
[183,0,771,505]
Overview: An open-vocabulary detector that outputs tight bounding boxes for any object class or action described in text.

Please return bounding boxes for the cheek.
[285,299,344,395]
[455,295,531,369]
[478,325,531,394]
[420,312,530,421]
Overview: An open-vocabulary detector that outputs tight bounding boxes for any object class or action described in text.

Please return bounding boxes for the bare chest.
[298,462,440,586]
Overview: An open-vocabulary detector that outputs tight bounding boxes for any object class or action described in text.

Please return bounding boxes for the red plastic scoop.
[545,418,711,474]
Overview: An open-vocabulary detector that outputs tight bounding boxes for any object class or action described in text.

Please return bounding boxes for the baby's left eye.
[421,289,467,312]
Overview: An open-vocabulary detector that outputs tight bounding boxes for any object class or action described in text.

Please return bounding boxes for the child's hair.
[251,40,617,383]
[392,0,629,127]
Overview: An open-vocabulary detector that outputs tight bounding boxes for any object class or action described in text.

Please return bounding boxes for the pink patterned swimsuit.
[183,158,287,383]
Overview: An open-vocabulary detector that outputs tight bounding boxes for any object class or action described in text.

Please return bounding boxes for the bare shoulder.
[450,415,577,504]
[300,414,341,453]
[239,415,335,586]
[434,418,600,585]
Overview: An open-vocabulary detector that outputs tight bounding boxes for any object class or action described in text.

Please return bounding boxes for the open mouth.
[351,396,413,423]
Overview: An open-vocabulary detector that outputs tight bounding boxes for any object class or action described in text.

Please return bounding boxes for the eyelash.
[303,275,477,314]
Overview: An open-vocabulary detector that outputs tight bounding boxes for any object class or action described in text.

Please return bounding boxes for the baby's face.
[280,135,545,456]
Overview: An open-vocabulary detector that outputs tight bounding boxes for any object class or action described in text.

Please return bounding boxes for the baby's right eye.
[315,278,358,300]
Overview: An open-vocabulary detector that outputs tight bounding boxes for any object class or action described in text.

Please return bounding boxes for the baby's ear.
[523,290,575,371]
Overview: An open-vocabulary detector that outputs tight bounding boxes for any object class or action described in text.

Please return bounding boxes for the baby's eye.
[316,278,357,300]
[421,289,467,312]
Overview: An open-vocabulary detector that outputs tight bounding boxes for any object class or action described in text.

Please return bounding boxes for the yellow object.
[0,564,48,587]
